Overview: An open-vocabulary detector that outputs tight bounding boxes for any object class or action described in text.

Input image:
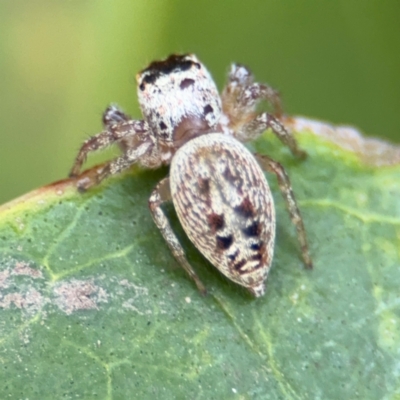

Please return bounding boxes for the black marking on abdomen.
[216,234,233,250]
[207,213,225,232]
[242,221,261,237]
[250,241,263,251]
[251,253,262,262]
[234,196,255,218]
[227,249,239,261]
[233,259,246,271]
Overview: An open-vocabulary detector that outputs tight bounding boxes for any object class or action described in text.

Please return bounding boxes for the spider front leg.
[102,104,132,128]
[222,63,283,122]
[247,112,307,159]
[69,118,150,191]
[149,177,207,295]
[256,154,313,269]
[101,105,148,155]
[222,64,306,159]
[81,141,153,189]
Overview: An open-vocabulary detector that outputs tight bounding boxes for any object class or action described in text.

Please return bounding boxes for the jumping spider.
[69,54,312,297]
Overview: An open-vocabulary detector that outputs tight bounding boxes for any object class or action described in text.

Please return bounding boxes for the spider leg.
[74,140,152,192]
[244,112,307,158]
[102,105,149,154]
[69,119,148,178]
[102,104,132,128]
[149,177,207,294]
[222,64,283,121]
[255,154,313,269]
[226,63,254,87]
[221,64,307,158]
[243,82,283,118]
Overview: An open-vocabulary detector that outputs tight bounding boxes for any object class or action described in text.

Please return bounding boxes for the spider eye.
[144,74,157,84]
[178,61,193,72]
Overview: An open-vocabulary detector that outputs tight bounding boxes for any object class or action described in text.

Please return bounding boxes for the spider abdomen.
[170,133,276,296]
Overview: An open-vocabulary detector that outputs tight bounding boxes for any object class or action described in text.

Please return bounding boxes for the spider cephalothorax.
[137,54,223,148]
[69,54,312,297]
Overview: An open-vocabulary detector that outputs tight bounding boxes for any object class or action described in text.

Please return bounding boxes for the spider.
[69,54,312,297]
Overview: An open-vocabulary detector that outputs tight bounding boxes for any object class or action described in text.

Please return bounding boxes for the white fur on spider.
[137,54,222,144]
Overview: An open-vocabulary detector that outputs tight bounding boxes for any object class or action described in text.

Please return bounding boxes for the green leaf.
[1,119,399,399]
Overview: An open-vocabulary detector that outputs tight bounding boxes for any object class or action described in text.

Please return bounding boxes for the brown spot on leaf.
[0,290,44,313]
[0,293,24,309]
[53,279,108,315]
[13,262,43,279]
[0,270,10,289]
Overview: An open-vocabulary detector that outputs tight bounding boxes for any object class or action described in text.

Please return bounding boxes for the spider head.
[137,54,222,148]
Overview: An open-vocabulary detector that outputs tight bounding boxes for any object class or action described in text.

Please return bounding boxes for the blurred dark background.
[1,1,399,205]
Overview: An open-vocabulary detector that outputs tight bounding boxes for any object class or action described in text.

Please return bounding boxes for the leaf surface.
[0,120,399,399]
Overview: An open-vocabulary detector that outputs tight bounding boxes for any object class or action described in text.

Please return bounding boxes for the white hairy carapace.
[138,55,224,143]
[69,53,312,296]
